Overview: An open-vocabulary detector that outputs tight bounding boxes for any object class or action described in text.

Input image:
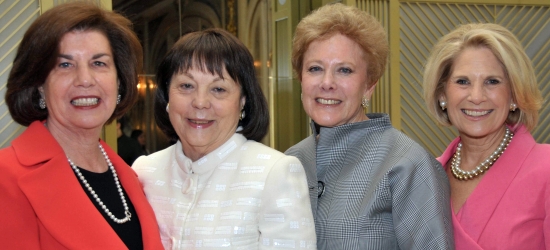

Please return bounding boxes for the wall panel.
[0,0,40,148]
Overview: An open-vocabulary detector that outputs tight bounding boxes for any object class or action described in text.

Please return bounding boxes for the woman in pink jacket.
[423,23,550,249]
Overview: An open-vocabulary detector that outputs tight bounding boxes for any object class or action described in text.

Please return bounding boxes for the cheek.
[300,77,315,94]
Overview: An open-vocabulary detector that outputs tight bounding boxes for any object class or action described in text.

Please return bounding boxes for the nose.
[191,91,211,109]
[468,81,486,104]
[320,71,336,90]
[75,65,94,87]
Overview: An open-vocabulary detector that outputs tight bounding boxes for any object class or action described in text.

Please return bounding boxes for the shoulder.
[522,142,550,173]
[241,140,287,159]
[240,140,302,167]
[382,128,435,161]
[380,128,445,177]
[132,144,175,170]
[0,146,23,184]
[285,135,315,158]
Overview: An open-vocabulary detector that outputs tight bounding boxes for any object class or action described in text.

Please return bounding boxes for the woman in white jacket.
[133,28,316,249]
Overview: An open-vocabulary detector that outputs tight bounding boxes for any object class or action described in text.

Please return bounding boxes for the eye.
[58,62,71,68]
[487,78,500,84]
[338,67,353,74]
[456,79,468,85]
[178,83,193,89]
[213,87,226,93]
[307,66,322,73]
[93,61,107,67]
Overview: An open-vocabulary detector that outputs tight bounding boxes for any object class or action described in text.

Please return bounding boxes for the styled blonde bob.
[423,23,542,131]
[291,3,388,86]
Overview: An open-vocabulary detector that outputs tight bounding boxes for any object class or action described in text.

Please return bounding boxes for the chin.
[313,118,340,128]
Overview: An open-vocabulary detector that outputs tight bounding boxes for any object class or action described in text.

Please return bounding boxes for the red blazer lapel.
[101,141,163,249]
[458,126,535,241]
[14,121,126,249]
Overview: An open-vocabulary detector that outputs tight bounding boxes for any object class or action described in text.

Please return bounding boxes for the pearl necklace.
[451,127,513,181]
[68,144,132,224]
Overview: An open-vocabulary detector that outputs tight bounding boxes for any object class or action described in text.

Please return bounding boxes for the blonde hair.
[423,23,542,131]
[291,3,388,86]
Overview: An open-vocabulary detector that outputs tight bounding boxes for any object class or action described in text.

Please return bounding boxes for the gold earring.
[361,97,369,108]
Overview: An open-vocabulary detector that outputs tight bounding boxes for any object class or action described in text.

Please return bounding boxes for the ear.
[38,86,45,97]
[438,95,447,102]
[240,96,246,110]
[363,81,378,99]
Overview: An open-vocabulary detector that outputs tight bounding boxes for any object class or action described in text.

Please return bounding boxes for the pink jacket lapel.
[439,126,535,243]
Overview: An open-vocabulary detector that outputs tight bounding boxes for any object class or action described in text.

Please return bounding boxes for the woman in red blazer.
[0,2,162,249]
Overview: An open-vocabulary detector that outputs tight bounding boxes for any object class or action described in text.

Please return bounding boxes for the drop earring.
[116,95,121,105]
[39,98,46,109]
[240,110,246,120]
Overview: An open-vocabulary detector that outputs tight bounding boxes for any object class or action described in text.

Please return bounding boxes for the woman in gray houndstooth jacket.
[285,3,454,249]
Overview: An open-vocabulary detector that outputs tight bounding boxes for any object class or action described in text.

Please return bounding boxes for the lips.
[316,98,341,105]
[462,109,491,117]
[71,97,99,106]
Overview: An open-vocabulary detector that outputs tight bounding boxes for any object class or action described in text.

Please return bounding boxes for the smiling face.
[41,30,118,133]
[168,66,245,161]
[300,33,375,127]
[442,47,512,139]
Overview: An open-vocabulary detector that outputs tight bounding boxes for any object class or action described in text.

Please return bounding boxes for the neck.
[45,119,108,173]
[458,126,507,171]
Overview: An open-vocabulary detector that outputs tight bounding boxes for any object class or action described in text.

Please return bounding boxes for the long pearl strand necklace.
[67,144,132,224]
[451,127,513,181]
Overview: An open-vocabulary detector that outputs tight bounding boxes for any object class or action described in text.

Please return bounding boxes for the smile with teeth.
[71,98,99,106]
[316,98,341,105]
[189,119,211,124]
[462,109,491,117]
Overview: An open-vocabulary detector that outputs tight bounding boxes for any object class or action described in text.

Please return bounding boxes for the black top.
[76,166,143,250]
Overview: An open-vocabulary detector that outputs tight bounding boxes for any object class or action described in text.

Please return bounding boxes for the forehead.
[451,47,504,74]
[58,30,112,53]
[305,34,367,64]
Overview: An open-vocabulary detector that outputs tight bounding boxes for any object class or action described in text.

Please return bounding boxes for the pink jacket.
[438,125,550,249]
[0,121,163,249]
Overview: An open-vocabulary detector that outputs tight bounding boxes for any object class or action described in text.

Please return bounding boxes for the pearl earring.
[439,101,447,110]
[240,110,246,120]
[510,103,517,111]
[166,103,169,112]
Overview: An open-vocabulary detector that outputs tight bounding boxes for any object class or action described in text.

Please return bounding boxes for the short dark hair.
[6,2,142,126]
[155,28,269,142]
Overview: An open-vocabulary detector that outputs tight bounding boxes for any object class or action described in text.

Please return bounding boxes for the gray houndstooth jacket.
[285,114,454,250]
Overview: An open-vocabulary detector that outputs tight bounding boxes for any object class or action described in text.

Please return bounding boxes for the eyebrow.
[58,53,112,60]
[183,72,223,82]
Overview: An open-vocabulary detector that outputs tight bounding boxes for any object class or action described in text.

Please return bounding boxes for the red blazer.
[0,121,163,249]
